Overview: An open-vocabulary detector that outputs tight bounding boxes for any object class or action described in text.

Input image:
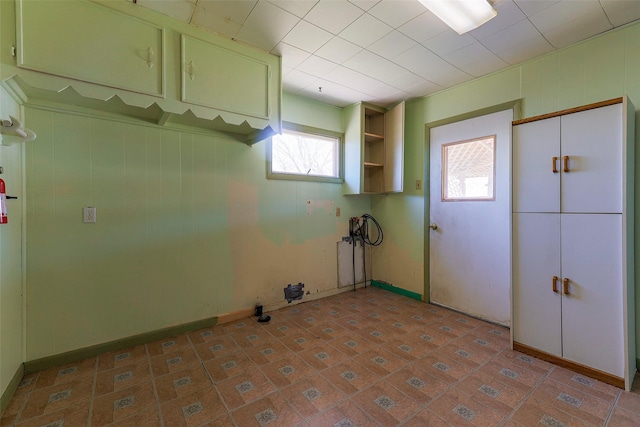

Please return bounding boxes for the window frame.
[441,134,497,202]
[267,121,344,184]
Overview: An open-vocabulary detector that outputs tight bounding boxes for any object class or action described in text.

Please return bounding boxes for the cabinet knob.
[429,223,438,230]
[563,277,570,295]
[552,157,558,173]
[552,276,559,293]
[563,155,570,173]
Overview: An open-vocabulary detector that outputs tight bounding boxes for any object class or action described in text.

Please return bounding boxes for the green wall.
[23,99,369,360]
[370,21,640,353]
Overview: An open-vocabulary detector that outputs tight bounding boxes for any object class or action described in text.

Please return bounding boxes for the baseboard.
[217,308,254,324]
[24,315,219,374]
[514,341,625,389]
[370,280,423,301]
[1,363,25,415]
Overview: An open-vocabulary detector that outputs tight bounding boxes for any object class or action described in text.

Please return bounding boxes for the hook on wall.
[1,115,36,142]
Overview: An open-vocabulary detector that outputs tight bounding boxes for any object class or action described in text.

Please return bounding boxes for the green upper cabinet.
[181,35,271,120]
[4,0,281,144]
[16,0,164,97]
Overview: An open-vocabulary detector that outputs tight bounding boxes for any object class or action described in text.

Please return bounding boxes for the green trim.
[24,316,218,374]
[1,363,25,414]
[371,280,423,301]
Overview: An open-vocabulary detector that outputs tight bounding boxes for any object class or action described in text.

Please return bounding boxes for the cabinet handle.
[187,61,196,81]
[563,277,570,295]
[552,276,559,293]
[552,157,558,173]
[146,47,154,69]
[563,155,570,173]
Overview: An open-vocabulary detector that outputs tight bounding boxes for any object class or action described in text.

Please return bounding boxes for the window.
[267,122,342,183]
[442,135,496,201]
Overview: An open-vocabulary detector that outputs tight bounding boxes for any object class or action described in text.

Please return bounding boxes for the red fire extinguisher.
[0,178,7,224]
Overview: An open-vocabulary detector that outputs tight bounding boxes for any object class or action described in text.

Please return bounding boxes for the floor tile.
[214,367,276,410]
[280,374,346,419]
[19,378,93,421]
[243,339,294,366]
[429,387,509,426]
[149,347,201,377]
[154,364,213,403]
[95,359,151,397]
[322,359,380,396]
[413,352,475,385]
[97,345,148,372]
[202,350,257,382]
[351,380,421,425]
[32,358,96,390]
[91,381,156,427]
[159,388,227,426]
[385,365,449,404]
[185,325,227,346]
[15,402,90,427]
[230,392,302,427]
[305,399,378,427]
[402,408,450,427]
[298,344,349,371]
[261,354,316,388]
[192,335,241,361]
[146,335,192,357]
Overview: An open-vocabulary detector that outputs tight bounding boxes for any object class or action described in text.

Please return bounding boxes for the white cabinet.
[512,97,635,390]
[343,102,404,194]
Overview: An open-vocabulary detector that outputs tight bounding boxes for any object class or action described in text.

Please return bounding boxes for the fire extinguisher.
[0,178,7,224]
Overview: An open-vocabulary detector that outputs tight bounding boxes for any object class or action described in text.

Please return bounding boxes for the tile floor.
[2,286,640,426]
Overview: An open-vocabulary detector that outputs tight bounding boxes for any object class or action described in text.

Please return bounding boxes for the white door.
[561,213,624,377]
[512,213,562,356]
[429,109,512,325]
[561,104,623,214]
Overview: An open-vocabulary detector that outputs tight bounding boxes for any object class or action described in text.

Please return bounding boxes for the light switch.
[83,207,96,223]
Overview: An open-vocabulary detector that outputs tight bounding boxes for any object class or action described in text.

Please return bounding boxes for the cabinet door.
[513,213,562,356]
[181,35,271,120]
[384,101,404,193]
[343,103,364,195]
[512,118,560,213]
[17,0,164,97]
[561,214,624,377]
[561,104,623,213]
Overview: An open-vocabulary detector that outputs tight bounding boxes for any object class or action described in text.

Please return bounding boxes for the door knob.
[429,223,438,230]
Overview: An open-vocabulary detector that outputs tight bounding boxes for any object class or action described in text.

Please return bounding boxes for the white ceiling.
[135,0,640,108]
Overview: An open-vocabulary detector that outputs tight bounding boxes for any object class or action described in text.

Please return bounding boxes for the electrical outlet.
[416,179,423,190]
[336,207,341,217]
[83,207,96,223]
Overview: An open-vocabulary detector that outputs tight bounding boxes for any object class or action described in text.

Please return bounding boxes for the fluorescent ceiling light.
[418,0,497,34]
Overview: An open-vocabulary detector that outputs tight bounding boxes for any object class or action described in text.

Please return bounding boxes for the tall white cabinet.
[512,98,635,390]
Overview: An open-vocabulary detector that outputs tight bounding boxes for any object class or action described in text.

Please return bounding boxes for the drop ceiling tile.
[368,0,427,29]
[541,9,613,48]
[368,30,418,59]
[393,44,471,86]
[299,79,369,106]
[398,10,448,43]
[324,66,385,94]
[404,78,441,98]
[481,19,549,55]
[296,56,340,78]
[384,70,426,91]
[496,35,555,65]
[304,0,365,34]
[271,42,312,68]
[392,44,444,78]
[468,0,527,40]
[421,29,475,57]
[282,20,334,52]
[348,0,381,12]
[513,0,561,17]
[315,37,363,64]
[444,43,510,77]
[282,69,320,91]
[235,1,299,52]
[601,0,640,27]
[339,13,393,47]
[268,0,319,18]
[367,83,409,106]
[137,0,195,23]
[192,0,257,37]
[344,50,414,83]
[528,0,602,34]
